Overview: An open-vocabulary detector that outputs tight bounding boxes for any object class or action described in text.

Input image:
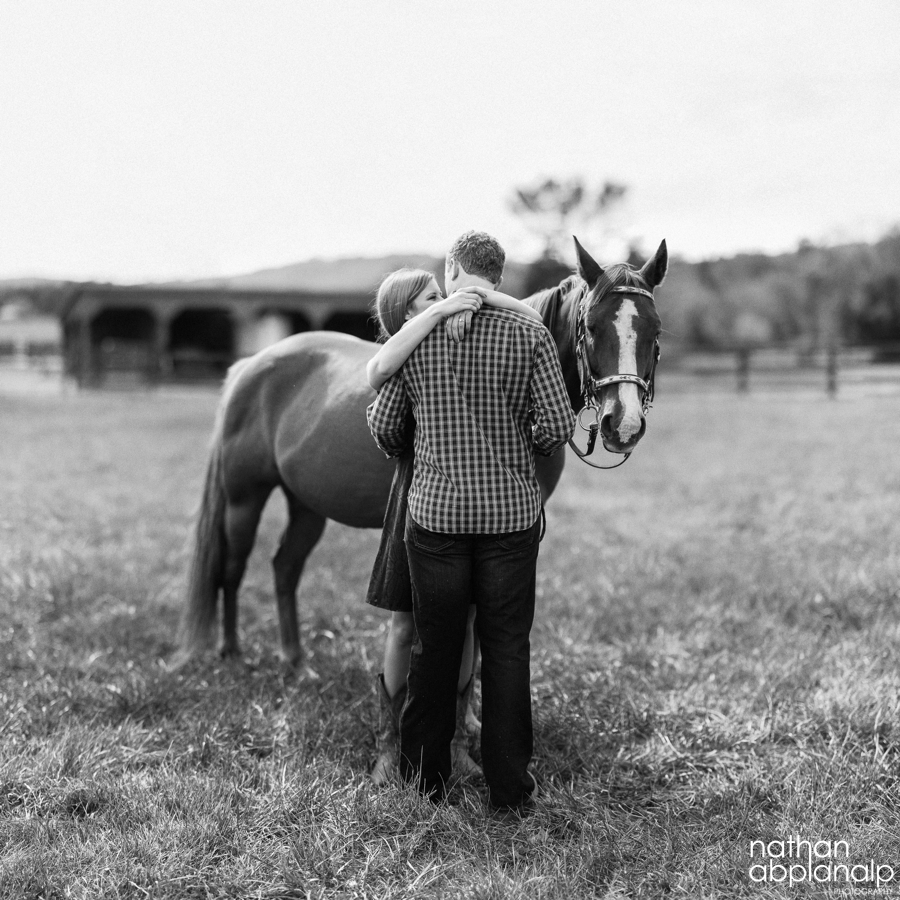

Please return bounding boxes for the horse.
[177,236,667,666]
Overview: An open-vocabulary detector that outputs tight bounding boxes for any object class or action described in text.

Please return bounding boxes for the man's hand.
[443,288,486,343]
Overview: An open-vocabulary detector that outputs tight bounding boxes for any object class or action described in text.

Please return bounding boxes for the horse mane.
[525,263,650,338]
[525,274,583,321]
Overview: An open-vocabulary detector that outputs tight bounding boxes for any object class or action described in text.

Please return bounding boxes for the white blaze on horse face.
[604,298,643,444]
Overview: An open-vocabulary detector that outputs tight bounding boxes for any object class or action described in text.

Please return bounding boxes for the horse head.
[572,236,667,455]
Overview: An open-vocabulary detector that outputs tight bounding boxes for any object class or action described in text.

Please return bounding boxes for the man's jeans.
[399,512,541,808]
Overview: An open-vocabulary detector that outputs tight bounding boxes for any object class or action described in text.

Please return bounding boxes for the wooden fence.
[660,345,900,397]
[4,339,900,399]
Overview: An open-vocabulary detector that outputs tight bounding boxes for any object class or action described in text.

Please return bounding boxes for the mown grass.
[1,386,898,899]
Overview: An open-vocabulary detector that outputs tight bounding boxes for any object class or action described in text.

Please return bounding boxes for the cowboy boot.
[466,699,482,735]
[371,674,406,786]
[466,641,483,734]
[451,676,483,776]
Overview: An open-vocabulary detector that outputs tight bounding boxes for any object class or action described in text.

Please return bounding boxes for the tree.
[846,232,900,346]
[509,177,629,294]
[510,178,627,260]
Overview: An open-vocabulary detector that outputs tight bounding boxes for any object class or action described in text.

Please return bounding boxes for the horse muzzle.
[599,405,646,454]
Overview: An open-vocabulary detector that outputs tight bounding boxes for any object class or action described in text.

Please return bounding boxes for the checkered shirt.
[367,308,574,534]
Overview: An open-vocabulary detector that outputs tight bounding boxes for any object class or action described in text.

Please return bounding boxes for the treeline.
[5,230,900,356]
[655,231,900,352]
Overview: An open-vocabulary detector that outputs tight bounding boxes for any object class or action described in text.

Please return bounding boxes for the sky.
[1,0,898,282]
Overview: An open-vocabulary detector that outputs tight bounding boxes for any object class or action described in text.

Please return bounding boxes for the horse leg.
[220,489,270,658]
[272,494,326,667]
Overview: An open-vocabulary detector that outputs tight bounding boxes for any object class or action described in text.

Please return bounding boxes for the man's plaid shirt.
[367,308,574,534]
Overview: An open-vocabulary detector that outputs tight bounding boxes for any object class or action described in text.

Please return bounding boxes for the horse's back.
[220,330,566,527]
[222,332,396,527]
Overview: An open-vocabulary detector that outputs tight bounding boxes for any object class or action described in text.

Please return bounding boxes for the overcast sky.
[1,0,898,282]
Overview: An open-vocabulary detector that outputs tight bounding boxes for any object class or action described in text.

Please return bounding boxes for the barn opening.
[91,307,157,380]
[237,310,314,356]
[168,308,234,377]
[323,311,378,342]
[287,311,312,334]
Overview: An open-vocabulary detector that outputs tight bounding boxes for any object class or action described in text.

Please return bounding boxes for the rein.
[567,284,660,470]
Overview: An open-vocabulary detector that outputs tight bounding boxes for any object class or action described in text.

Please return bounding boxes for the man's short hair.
[447,231,505,284]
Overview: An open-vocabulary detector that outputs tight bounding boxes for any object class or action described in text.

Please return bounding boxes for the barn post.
[231,303,257,361]
[78,315,92,387]
[153,307,176,381]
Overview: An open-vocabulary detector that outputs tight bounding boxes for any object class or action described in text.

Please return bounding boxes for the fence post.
[736,348,750,393]
[826,345,838,397]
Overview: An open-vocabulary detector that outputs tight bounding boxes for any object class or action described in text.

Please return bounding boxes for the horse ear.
[573,235,604,288]
[639,239,668,288]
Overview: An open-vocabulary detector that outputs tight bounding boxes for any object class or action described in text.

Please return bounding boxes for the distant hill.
[180,255,443,292]
[181,253,532,297]
[0,278,78,317]
[0,277,70,296]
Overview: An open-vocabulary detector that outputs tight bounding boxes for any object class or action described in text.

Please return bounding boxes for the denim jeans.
[399,512,541,808]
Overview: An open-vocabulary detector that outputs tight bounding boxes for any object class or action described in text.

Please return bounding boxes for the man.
[367,231,574,812]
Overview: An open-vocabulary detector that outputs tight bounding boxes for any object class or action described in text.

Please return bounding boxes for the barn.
[61,283,378,385]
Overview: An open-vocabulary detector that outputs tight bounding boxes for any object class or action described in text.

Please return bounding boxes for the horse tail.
[175,359,250,664]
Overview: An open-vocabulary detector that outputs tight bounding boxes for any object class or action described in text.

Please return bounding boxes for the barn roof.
[61,283,375,321]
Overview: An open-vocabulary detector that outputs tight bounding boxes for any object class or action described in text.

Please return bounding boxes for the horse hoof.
[167,649,193,671]
[282,659,320,682]
[452,746,483,777]
[280,647,303,670]
[217,644,241,660]
[370,753,397,787]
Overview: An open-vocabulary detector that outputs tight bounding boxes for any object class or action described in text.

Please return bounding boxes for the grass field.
[1,385,898,899]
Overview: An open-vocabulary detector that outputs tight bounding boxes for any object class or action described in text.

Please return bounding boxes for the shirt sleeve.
[529,330,575,456]
[367,371,412,458]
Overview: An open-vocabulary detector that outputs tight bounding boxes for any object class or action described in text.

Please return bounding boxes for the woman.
[365,267,542,785]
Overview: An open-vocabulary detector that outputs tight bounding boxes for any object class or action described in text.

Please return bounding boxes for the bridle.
[568,284,661,469]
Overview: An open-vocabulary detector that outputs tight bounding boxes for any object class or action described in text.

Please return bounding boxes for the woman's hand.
[432,289,482,342]
[432,289,483,318]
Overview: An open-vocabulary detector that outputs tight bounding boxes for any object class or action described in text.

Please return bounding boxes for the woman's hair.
[373,268,435,339]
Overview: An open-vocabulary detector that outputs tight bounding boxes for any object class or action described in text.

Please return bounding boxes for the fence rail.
[4,342,900,397]
[662,345,900,396]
